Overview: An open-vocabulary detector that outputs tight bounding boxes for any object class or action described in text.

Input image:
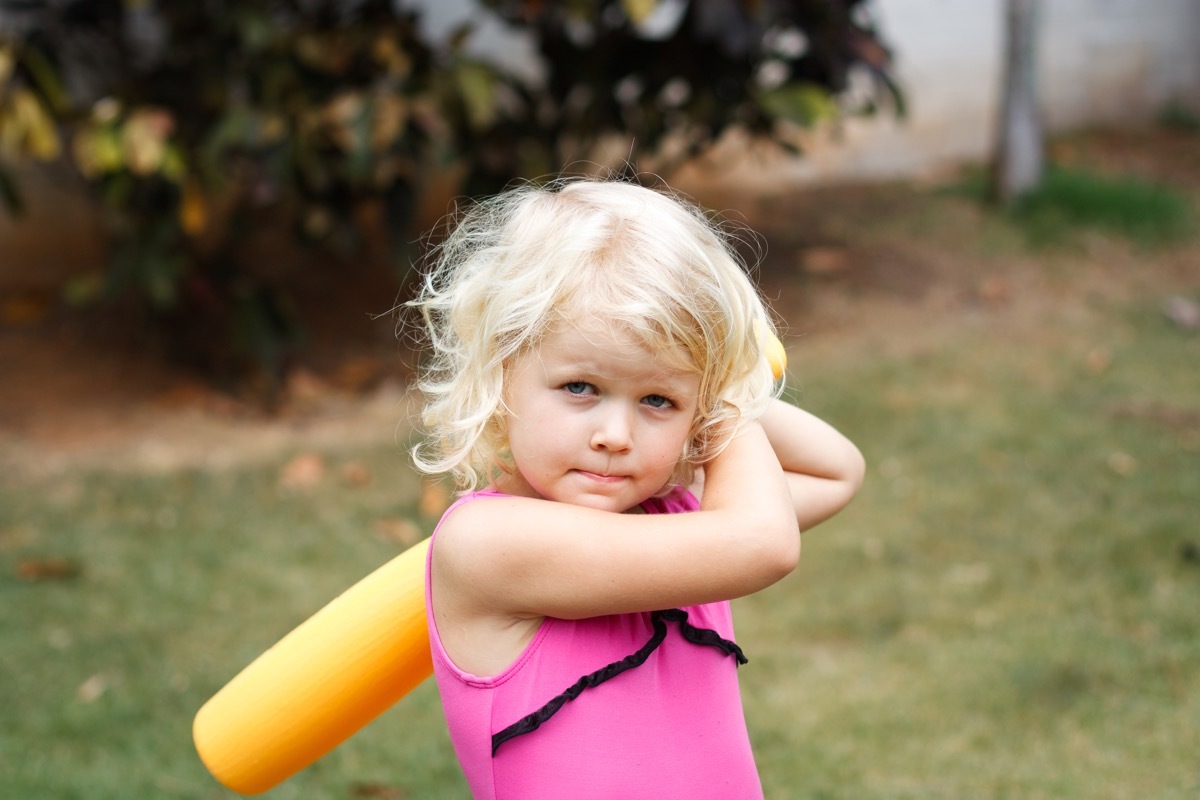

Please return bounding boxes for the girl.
[409,178,864,798]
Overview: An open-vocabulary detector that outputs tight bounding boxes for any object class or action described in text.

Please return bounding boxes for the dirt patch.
[1,128,1197,478]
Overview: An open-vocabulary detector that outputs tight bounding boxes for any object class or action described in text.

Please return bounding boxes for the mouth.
[574,470,627,484]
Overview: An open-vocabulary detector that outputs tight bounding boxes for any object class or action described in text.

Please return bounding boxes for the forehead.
[526,320,699,389]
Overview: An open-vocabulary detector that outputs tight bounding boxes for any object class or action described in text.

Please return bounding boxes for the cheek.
[649,424,694,469]
[509,416,567,471]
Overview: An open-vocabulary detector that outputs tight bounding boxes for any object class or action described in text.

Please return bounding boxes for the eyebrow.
[536,335,699,389]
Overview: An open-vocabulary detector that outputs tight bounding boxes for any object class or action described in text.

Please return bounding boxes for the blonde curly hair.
[407,177,781,493]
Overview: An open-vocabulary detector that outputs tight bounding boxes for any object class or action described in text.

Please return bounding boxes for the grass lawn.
[2,152,1198,798]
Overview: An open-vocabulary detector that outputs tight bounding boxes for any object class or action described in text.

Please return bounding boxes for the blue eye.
[564,382,593,395]
[643,394,672,409]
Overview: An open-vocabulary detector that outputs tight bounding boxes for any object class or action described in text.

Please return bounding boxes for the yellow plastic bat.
[193,538,432,795]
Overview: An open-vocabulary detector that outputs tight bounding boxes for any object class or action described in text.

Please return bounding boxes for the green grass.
[749,297,1200,798]
[0,452,464,799]
[1011,167,1195,247]
[947,164,1195,249]
[3,187,1200,798]
[1159,102,1200,133]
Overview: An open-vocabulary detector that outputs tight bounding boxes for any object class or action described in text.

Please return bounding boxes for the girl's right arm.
[433,422,799,624]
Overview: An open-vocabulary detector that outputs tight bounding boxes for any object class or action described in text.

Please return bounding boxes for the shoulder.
[430,490,548,675]
[432,490,575,608]
[433,490,517,572]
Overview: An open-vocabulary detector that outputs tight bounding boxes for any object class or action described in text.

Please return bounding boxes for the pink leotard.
[425,486,764,799]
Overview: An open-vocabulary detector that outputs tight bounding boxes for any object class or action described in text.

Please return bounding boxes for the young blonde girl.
[410,178,864,799]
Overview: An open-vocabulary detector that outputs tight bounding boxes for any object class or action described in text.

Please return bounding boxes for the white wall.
[1041,0,1200,127]
[737,0,1200,185]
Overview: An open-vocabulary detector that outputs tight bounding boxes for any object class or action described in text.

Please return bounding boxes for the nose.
[590,403,633,453]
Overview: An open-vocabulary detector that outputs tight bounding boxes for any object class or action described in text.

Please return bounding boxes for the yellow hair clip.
[756,320,787,380]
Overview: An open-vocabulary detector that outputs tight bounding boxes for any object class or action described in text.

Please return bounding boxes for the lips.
[574,470,626,484]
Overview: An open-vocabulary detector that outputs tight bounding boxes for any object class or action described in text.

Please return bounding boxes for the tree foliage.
[0,0,897,383]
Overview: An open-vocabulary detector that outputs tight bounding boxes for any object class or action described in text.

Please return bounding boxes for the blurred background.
[1,1,1198,798]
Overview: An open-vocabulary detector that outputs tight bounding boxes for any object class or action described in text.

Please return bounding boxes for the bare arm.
[759,397,865,531]
[434,422,799,623]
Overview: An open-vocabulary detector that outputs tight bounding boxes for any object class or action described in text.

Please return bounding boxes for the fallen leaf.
[374,517,423,547]
[17,557,82,581]
[333,357,385,393]
[1085,346,1112,376]
[351,782,406,799]
[153,381,213,409]
[1109,401,1200,432]
[77,673,110,703]
[340,461,374,487]
[799,245,849,275]
[1,293,51,326]
[154,381,243,416]
[1107,451,1137,477]
[861,538,885,561]
[978,276,1010,304]
[286,368,332,405]
[419,480,451,518]
[1162,295,1200,331]
[946,562,992,586]
[279,453,325,489]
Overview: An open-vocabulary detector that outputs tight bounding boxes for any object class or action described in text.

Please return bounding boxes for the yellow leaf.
[160,145,186,183]
[455,62,497,131]
[758,82,839,127]
[122,107,174,176]
[63,273,104,306]
[370,93,408,152]
[71,126,124,178]
[0,44,14,87]
[11,89,61,160]
[372,34,412,78]
[92,97,122,124]
[323,92,365,153]
[179,181,208,236]
[260,113,287,144]
[621,0,660,24]
[0,108,18,156]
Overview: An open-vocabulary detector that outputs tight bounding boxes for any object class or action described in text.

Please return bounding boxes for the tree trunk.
[993,0,1044,204]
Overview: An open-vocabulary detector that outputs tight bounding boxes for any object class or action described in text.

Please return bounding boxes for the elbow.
[760,535,800,592]
[851,447,867,492]
[769,532,801,584]
[832,449,867,516]
[751,514,801,587]
[841,444,867,497]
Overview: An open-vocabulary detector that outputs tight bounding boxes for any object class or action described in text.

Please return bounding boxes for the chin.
[562,494,638,514]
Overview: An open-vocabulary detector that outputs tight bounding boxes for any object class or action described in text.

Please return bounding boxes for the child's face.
[497,319,700,513]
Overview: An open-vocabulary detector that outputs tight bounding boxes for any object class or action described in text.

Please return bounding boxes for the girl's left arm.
[759,397,866,531]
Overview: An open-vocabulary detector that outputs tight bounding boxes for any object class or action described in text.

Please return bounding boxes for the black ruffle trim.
[490,608,747,756]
